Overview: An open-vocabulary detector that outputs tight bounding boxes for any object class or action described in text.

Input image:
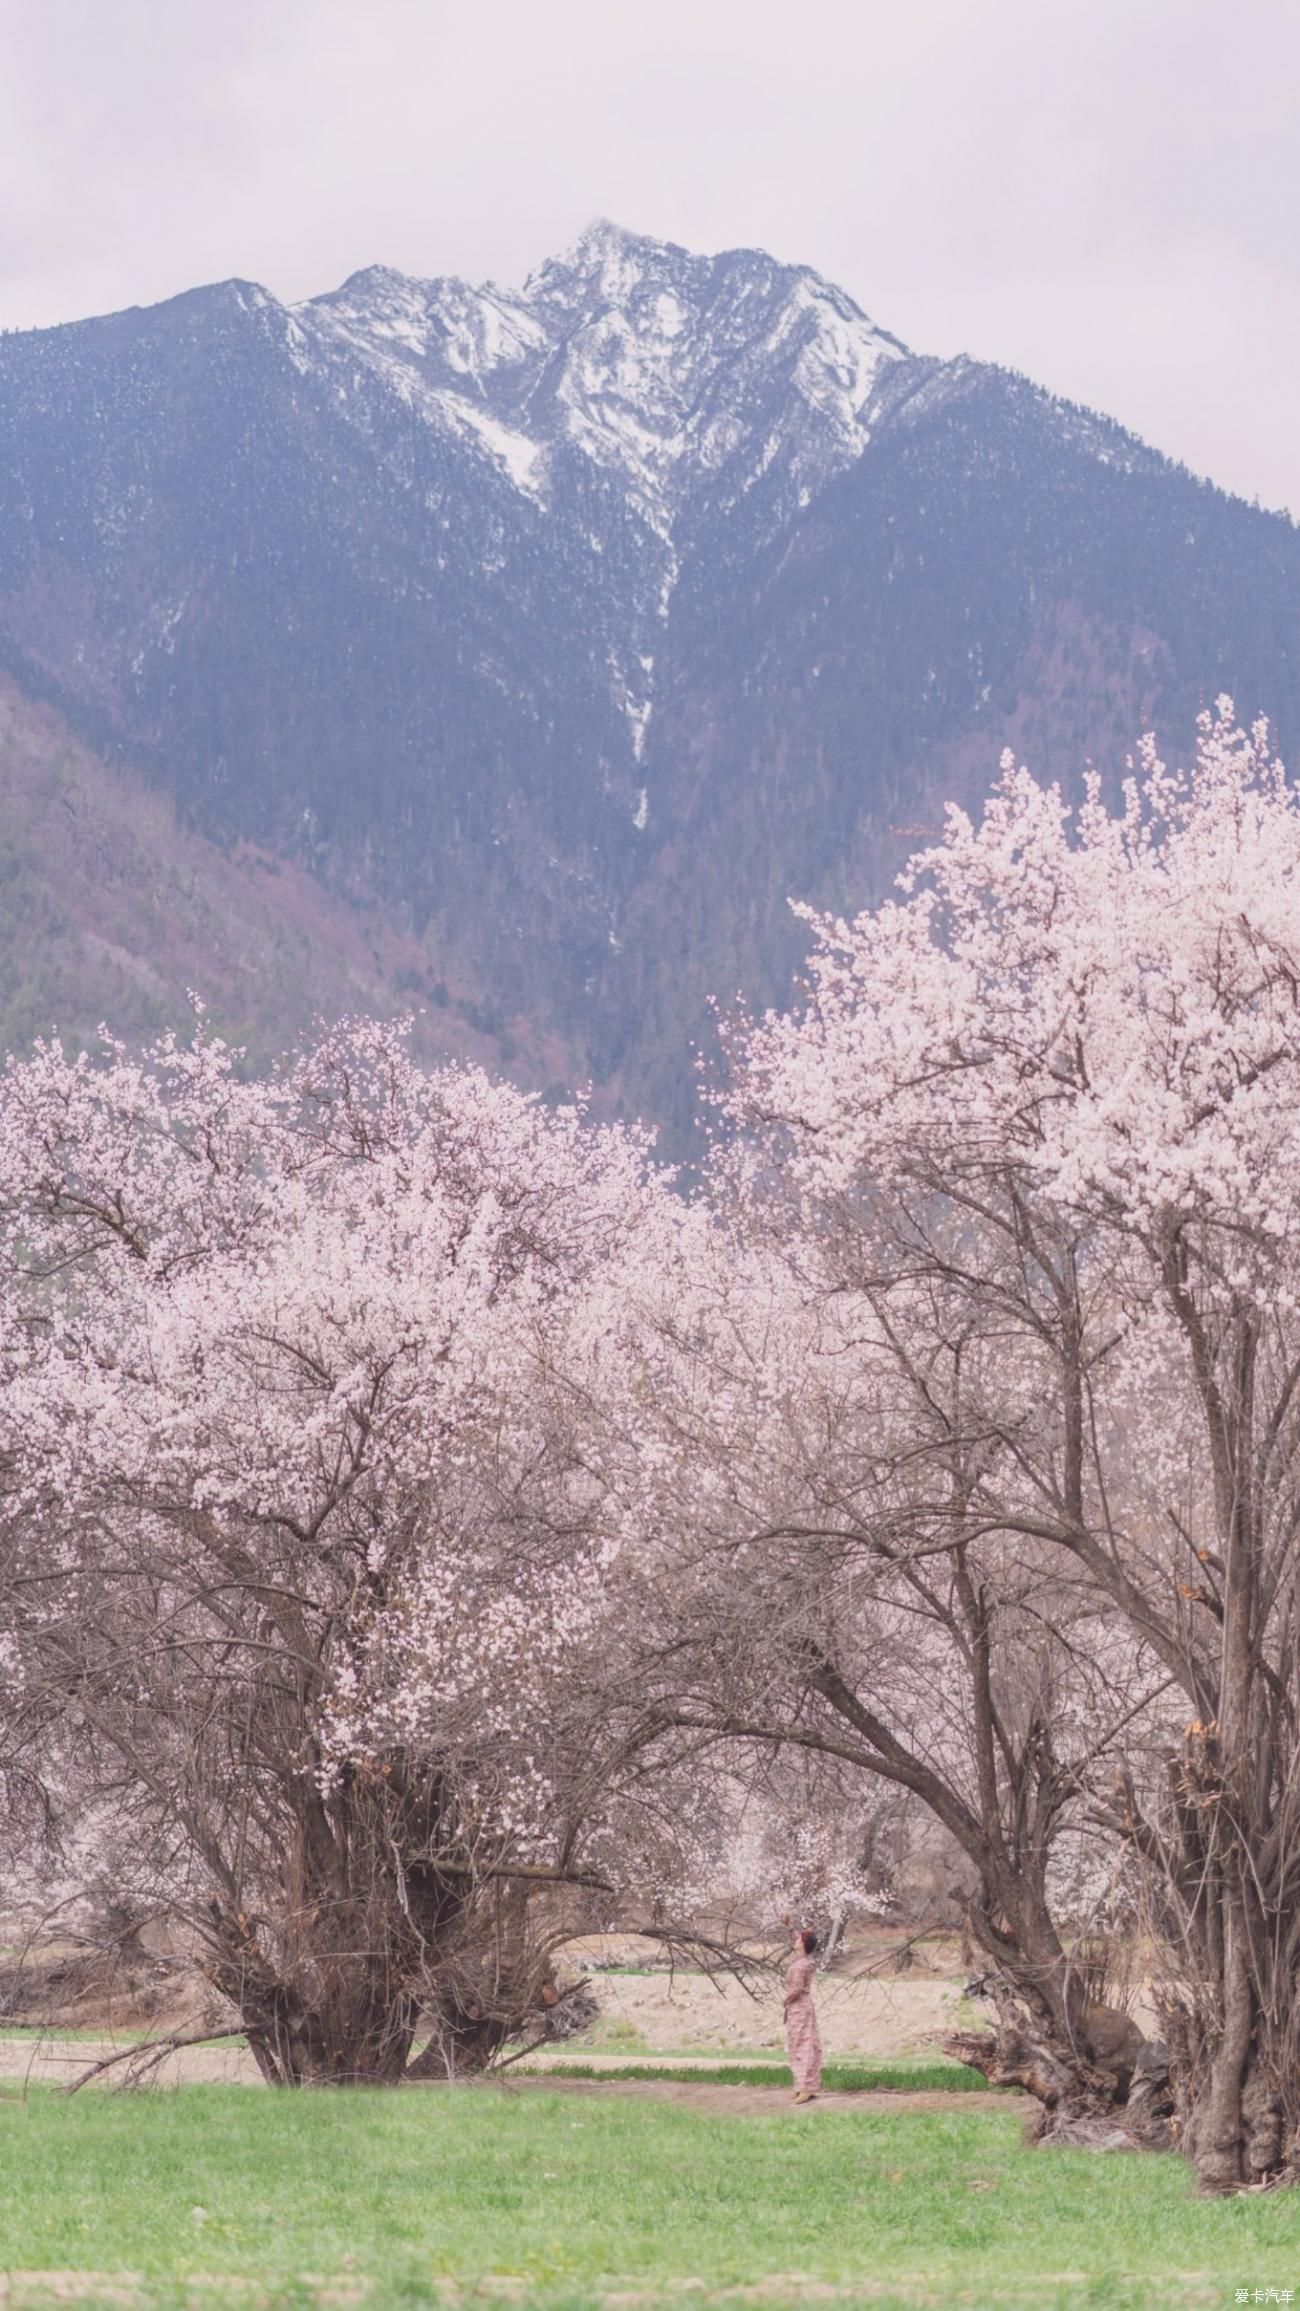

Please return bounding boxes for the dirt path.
[0,1991,964,2089]
[0,2035,1015,2116]
[466,2075,1019,2119]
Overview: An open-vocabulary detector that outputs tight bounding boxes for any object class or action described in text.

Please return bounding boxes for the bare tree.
[615,1209,1169,2127]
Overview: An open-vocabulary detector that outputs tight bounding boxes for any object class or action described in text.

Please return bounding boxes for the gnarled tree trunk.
[945,1966,1174,2151]
[197,1754,564,2085]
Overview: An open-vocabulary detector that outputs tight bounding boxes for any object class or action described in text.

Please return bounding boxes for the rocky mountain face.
[1,223,1299,1132]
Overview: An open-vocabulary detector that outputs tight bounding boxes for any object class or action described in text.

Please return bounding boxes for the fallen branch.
[66,2028,246,2094]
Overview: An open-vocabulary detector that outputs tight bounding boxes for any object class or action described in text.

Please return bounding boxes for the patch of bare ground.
[474,2075,1016,2119]
[582,2284,1231,2309]
[0,2283,368,2308]
[0,1925,987,2094]
[0,2037,261,2089]
[545,1937,967,2063]
[0,2035,1010,2112]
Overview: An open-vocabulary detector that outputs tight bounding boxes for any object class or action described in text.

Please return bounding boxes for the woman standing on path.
[783,1925,823,2103]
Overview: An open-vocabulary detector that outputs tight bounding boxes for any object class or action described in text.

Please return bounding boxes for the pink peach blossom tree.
[708,702,1300,2187]
[0,1018,679,2081]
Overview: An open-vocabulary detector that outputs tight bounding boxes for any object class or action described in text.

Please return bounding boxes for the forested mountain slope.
[1,223,1297,1127]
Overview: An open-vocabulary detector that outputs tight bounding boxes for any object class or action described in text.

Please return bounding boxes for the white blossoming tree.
[708,702,1300,2189]
[0,1018,677,2083]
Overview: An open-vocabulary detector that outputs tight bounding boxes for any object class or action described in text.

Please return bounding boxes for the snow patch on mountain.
[439,396,547,498]
[305,263,548,390]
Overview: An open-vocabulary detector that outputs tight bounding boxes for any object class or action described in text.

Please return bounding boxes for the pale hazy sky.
[1,0,1296,513]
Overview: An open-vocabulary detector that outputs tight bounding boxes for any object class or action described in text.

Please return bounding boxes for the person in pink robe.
[783,1925,823,2101]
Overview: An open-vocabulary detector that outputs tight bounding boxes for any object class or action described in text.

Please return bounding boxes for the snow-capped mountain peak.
[283,228,914,778]
[292,226,908,537]
[311,263,547,388]
[523,217,678,305]
[524,222,909,527]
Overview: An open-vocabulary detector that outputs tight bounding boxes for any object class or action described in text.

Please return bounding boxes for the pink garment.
[783,1951,822,2094]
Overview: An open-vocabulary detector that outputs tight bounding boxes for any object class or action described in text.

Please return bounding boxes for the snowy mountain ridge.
[285,224,910,773]
[292,222,907,539]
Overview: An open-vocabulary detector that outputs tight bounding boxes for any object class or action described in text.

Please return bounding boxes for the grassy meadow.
[3,2079,1300,2310]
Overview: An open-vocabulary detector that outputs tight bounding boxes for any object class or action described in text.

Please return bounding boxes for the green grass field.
[3,2083,1300,2309]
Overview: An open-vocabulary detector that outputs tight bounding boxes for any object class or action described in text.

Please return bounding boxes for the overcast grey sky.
[1,0,1296,512]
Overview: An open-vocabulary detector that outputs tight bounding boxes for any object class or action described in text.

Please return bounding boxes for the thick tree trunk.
[202,1894,423,2084]
[1141,1719,1296,2190]
[944,1995,1174,2151]
[1172,2036,1289,2190]
[1162,1964,1291,2192]
[968,1875,1087,2049]
[198,1755,467,2085]
[198,1757,573,2085]
[1180,1922,1258,2192]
